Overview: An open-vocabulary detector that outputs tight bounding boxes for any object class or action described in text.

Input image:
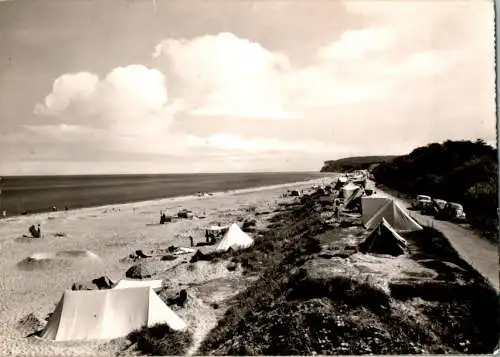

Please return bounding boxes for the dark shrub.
[128,324,192,355]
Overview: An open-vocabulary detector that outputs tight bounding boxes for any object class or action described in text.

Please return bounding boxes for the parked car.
[412,195,432,210]
[433,199,448,215]
[436,202,466,221]
[422,198,447,215]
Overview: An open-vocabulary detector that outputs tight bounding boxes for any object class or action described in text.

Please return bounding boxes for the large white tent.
[216,223,254,252]
[341,182,361,202]
[344,186,365,208]
[364,199,423,232]
[41,287,186,341]
[361,195,392,225]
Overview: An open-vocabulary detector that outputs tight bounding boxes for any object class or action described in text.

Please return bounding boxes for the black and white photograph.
[0,0,498,355]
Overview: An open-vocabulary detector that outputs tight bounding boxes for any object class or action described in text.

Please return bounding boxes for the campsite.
[0,173,497,356]
[0,0,497,353]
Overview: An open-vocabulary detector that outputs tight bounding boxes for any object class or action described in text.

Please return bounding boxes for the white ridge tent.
[361,195,391,225]
[344,186,364,208]
[359,218,408,256]
[216,223,254,252]
[112,279,163,290]
[341,182,361,202]
[364,199,423,232]
[209,225,230,231]
[41,287,186,341]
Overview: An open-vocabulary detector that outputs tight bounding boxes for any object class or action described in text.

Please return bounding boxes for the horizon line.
[0,170,332,178]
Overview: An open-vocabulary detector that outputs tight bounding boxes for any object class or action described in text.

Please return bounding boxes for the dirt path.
[377,187,498,291]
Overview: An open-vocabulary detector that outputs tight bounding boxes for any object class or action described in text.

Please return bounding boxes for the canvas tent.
[216,223,254,252]
[205,224,230,242]
[334,176,348,190]
[364,199,422,232]
[112,279,163,290]
[338,176,348,183]
[41,287,186,341]
[344,186,365,208]
[362,196,392,225]
[359,218,408,256]
[341,182,361,202]
[208,225,230,231]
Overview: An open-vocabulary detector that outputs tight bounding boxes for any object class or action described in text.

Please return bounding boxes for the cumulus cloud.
[153,32,295,118]
[33,64,180,152]
[34,72,99,118]
[152,26,460,118]
[35,65,170,122]
[316,27,394,61]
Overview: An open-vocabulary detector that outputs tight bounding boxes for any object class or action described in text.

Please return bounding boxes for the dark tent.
[92,275,115,290]
[358,218,408,256]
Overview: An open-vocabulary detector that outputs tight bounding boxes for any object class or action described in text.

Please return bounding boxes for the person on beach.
[160,211,166,224]
[29,224,41,238]
[337,201,343,219]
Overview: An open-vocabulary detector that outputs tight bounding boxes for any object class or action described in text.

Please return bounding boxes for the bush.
[127,323,192,355]
[286,274,391,313]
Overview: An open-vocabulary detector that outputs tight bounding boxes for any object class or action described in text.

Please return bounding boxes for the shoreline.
[0,172,332,219]
[0,176,335,224]
[0,174,335,222]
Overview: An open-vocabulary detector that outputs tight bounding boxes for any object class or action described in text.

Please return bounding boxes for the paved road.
[378,188,499,291]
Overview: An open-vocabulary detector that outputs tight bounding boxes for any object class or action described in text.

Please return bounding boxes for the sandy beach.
[0,176,332,356]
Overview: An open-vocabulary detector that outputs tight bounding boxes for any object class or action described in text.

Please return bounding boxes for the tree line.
[320,156,398,173]
[372,139,498,241]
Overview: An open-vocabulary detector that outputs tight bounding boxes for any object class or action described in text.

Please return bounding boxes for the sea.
[0,172,331,217]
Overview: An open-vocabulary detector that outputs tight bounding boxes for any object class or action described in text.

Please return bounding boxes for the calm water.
[0,172,330,217]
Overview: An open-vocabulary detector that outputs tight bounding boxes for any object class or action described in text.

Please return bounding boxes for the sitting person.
[29,224,41,238]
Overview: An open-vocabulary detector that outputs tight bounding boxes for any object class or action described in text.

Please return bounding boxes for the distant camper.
[160,211,167,225]
[29,224,41,238]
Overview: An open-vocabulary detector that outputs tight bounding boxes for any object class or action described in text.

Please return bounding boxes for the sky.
[0,0,496,175]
